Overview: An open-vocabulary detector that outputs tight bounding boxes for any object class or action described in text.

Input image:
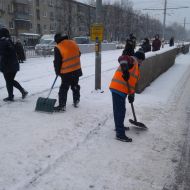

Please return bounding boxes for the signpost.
[91,0,103,90]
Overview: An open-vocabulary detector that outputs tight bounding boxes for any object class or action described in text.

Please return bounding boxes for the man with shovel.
[53,33,82,112]
[109,50,145,142]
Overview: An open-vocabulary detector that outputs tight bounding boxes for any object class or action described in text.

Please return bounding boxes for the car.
[35,35,55,56]
[73,36,91,44]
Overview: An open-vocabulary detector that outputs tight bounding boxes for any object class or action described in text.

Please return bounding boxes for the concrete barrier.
[136,48,178,93]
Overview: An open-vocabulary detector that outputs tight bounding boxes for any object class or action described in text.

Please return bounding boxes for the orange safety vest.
[56,40,81,74]
[109,58,140,94]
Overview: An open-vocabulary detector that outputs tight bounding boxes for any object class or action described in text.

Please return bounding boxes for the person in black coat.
[141,38,151,53]
[122,33,136,56]
[169,37,174,47]
[0,28,28,101]
[15,39,26,63]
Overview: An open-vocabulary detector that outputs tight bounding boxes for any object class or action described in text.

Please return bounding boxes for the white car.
[35,36,55,56]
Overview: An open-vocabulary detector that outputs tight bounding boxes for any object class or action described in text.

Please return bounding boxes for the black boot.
[54,105,66,112]
[73,100,79,108]
[116,134,132,142]
[3,95,14,102]
[22,89,28,99]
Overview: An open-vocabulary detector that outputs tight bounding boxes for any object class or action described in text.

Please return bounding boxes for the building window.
[49,12,54,20]
[36,9,40,20]
[36,0,39,7]
[49,0,53,6]
[43,11,47,17]
[8,3,14,13]
[37,24,41,34]
[9,21,14,29]
[50,23,55,31]
[0,0,5,11]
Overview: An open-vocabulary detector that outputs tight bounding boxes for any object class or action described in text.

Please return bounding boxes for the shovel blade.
[129,119,148,129]
[35,97,57,113]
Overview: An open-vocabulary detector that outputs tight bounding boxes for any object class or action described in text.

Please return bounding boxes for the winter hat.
[54,33,69,43]
[134,51,145,61]
[0,28,10,38]
[118,55,133,65]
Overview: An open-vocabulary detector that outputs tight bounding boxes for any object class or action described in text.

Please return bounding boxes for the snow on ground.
[0,47,190,190]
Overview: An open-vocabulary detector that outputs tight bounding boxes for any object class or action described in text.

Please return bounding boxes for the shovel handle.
[131,103,137,122]
[47,75,58,98]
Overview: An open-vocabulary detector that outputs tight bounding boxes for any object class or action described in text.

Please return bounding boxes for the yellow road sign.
[90,24,104,42]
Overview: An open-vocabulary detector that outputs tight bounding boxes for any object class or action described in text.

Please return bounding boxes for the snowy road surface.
[0,48,190,190]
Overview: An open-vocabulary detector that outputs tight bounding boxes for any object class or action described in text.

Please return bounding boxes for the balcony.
[14,13,31,22]
[13,0,28,5]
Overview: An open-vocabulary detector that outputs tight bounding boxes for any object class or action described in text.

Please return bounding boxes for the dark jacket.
[0,37,19,73]
[141,38,151,53]
[122,37,136,56]
[53,41,82,77]
[152,38,161,51]
[15,41,26,61]
[169,37,174,47]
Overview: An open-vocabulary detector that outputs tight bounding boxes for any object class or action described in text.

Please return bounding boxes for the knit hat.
[118,55,133,65]
[0,28,10,38]
[54,33,68,43]
[134,51,145,61]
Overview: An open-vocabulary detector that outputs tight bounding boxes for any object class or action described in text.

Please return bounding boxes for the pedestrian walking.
[15,39,26,63]
[122,33,136,56]
[152,34,161,51]
[141,38,151,53]
[169,37,174,47]
[109,50,145,142]
[0,28,28,101]
[53,33,82,112]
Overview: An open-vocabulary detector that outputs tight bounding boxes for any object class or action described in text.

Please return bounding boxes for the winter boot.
[73,100,79,108]
[22,90,28,99]
[54,105,66,112]
[3,95,14,102]
[116,134,132,142]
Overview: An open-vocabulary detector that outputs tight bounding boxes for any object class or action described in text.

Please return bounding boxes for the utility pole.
[95,0,102,90]
[162,0,167,41]
[184,17,186,29]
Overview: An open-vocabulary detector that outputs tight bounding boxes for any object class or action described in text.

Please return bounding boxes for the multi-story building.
[0,0,95,42]
[0,0,32,40]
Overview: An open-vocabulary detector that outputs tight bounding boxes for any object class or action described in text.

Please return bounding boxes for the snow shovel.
[129,103,147,129]
[35,76,58,113]
[125,81,147,129]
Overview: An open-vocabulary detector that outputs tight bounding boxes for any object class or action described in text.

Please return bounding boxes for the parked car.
[35,35,55,56]
[73,36,91,44]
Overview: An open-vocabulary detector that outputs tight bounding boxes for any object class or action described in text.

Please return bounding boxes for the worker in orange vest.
[109,50,145,142]
[53,33,82,112]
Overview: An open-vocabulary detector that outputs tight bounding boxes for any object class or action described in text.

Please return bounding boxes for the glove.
[128,94,135,103]
[122,72,129,81]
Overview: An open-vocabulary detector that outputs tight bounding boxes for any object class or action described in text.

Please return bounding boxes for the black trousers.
[3,72,24,97]
[59,75,80,106]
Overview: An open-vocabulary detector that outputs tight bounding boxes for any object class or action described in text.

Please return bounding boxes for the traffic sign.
[90,23,104,42]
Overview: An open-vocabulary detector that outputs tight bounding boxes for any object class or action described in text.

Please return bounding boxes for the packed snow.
[0,47,190,190]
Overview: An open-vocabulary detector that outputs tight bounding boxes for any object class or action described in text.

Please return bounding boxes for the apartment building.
[0,0,95,41]
[0,0,32,40]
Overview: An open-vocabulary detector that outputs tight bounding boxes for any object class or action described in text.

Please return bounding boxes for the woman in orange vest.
[53,33,82,112]
[109,51,145,142]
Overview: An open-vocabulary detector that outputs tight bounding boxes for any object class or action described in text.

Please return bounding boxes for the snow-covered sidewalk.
[0,49,190,190]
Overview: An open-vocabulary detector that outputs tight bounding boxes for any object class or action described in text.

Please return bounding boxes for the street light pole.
[162,0,167,41]
[95,0,102,90]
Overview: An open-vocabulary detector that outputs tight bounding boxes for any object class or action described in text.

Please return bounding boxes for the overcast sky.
[76,0,190,30]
